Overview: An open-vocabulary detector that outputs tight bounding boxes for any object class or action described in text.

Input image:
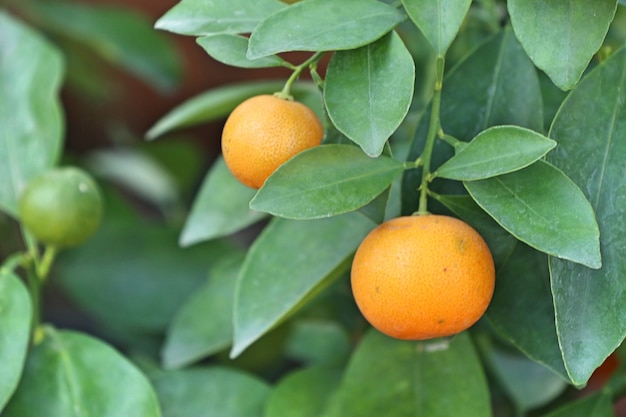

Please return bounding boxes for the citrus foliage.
[1,0,626,416]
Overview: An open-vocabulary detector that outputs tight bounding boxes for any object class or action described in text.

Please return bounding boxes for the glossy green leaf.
[250,145,405,219]
[247,0,405,59]
[56,215,236,333]
[486,243,568,380]
[508,0,617,90]
[401,0,472,54]
[465,160,601,269]
[436,126,556,180]
[231,213,375,357]
[542,392,614,417]
[483,344,567,412]
[3,327,161,417]
[146,81,321,139]
[266,367,342,417]
[150,367,269,417]
[162,253,243,369]
[547,47,626,386]
[31,1,181,92]
[324,32,415,157]
[0,11,64,218]
[197,34,287,68]
[179,158,267,247]
[325,330,491,417]
[0,272,31,411]
[155,0,286,36]
[433,194,517,268]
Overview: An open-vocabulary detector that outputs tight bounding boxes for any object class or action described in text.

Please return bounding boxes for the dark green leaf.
[325,330,491,417]
[162,253,244,369]
[250,145,405,219]
[266,367,342,417]
[486,243,569,380]
[542,392,614,417]
[0,11,64,217]
[435,126,556,180]
[547,46,626,386]
[508,0,617,90]
[179,157,267,246]
[197,34,287,68]
[231,213,375,357]
[56,215,236,333]
[32,1,181,92]
[146,81,321,139]
[285,320,351,367]
[3,327,161,417]
[247,0,405,59]
[0,272,31,411]
[150,367,269,417]
[324,32,415,157]
[433,194,517,268]
[465,160,601,269]
[155,0,286,36]
[401,0,472,54]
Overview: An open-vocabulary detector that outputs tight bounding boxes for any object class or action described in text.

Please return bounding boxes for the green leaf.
[324,330,491,417]
[3,327,161,417]
[31,1,181,93]
[196,34,287,68]
[56,215,236,333]
[0,272,31,411]
[433,194,517,268]
[482,343,567,413]
[146,81,321,139]
[542,392,614,417]
[247,0,405,59]
[401,0,472,54]
[266,367,342,417]
[324,31,415,157]
[547,46,626,386]
[508,0,617,90]
[486,243,569,381]
[435,126,556,180]
[155,0,286,36]
[465,160,601,269]
[285,320,351,367]
[0,11,64,218]
[231,213,375,357]
[179,157,267,246]
[250,145,405,219]
[162,253,244,369]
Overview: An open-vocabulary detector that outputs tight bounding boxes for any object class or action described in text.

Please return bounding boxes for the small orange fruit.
[221,94,324,189]
[351,214,495,340]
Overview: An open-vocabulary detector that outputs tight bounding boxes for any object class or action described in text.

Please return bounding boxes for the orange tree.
[2,0,626,416]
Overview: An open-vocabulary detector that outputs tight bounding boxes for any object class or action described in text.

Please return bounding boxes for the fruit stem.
[25,260,41,344]
[37,245,57,281]
[416,55,445,215]
[277,51,325,100]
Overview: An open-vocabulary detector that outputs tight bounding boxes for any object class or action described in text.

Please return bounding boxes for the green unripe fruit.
[18,167,103,248]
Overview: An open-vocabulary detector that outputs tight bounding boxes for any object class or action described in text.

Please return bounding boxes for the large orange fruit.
[351,215,495,340]
[221,94,324,189]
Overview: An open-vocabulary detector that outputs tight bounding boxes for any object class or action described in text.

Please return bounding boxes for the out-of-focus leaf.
[508,0,617,90]
[324,32,415,157]
[33,1,181,92]
[547,46,626,386]
[325,330,491,417]
[150,367,270,417]
[3,327,161,417]
[542,392,614,417]
[247,0,405,59]
[179,157,267,246]
[0,272,31,411]
[231,213,375,357]
[285,319,351,367]
[250,145,405,219]
[0,11,64,217]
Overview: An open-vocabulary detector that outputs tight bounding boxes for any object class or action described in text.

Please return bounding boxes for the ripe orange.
[221,94,324,189]
[351,215,495,340]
